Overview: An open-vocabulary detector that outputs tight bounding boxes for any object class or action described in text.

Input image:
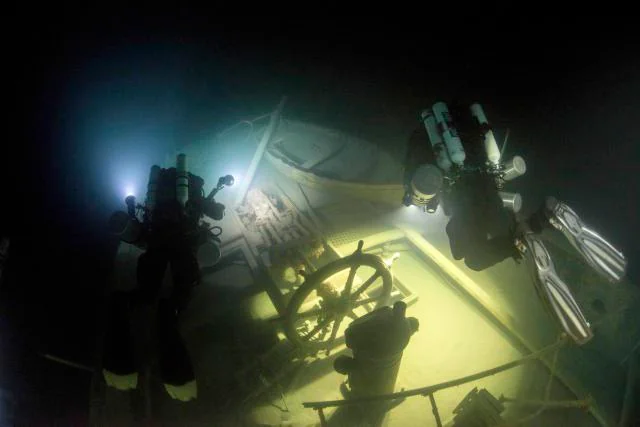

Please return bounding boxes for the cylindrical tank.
[503,155,527,181]
[432,102,466,167]
[334,301,419,398]
[410,164,444,207]
[176,154,189,207]
[421,109,452,171]
[197,232,222,267]
[146,165,161,212]
[498,191,522,213]
[470,103,501,166]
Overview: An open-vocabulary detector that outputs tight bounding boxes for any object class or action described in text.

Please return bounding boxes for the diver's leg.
[102,291,138,390]
[103,249,167,390]
[156,297,197,401]
[153,249,200,401]
[463,235,518,271]
[446,217,466,261]
[169,249,201,313]
[102,248,168,389]
[447,213,515,271]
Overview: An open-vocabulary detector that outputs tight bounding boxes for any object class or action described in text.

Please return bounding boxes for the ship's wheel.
[283,240,393,351]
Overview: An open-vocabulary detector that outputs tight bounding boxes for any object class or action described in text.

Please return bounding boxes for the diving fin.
[544,197,627,283]
[519,232,593,345]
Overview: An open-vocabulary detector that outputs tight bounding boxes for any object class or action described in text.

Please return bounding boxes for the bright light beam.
[124,185,135,198]
[229,172,241,187]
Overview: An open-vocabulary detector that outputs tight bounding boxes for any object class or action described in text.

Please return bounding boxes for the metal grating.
[326,223,391,249]
[235,188,313,250]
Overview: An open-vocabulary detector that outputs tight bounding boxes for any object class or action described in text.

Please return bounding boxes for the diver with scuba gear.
[402,101,627,345]
[104,153,234,400]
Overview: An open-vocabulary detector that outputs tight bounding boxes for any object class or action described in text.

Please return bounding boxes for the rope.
[498,335,563,426]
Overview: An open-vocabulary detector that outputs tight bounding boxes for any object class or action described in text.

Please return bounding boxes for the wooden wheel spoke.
[297,307,324,320]
[351,271,381,300]
[301,314,335,342]
[326,315,345,350]
[353,296,377,308]
[330,316,344,340]
[344,266,358,295]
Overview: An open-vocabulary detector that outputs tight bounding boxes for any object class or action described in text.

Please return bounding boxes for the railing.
[302,337,591,426]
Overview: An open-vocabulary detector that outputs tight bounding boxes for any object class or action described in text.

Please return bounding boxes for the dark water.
[3,15,639,423]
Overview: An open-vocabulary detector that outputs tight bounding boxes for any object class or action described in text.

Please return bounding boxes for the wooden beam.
[235,96,287,206]
[399,227,609,427]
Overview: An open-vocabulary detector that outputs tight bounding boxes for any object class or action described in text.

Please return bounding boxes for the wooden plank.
[266,150,404,206]
[300,140,346,170]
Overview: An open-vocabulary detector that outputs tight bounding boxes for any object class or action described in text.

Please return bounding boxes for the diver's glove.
[543,197,627,283]
[515,228,593,345]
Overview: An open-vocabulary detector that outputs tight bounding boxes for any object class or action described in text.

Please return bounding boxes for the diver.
[104,153,234,401]
[402,101,627,345]
[403,101,520,271]
[403,104,519,271]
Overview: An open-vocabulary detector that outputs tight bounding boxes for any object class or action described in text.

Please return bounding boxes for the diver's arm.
[202,175,235,220]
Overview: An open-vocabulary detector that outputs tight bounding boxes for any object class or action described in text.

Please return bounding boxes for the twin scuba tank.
[108,154,224,263]
[411,102,527,214]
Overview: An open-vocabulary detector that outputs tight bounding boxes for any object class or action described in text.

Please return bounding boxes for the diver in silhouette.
[402,101,627,345]
[104,154,233,401]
